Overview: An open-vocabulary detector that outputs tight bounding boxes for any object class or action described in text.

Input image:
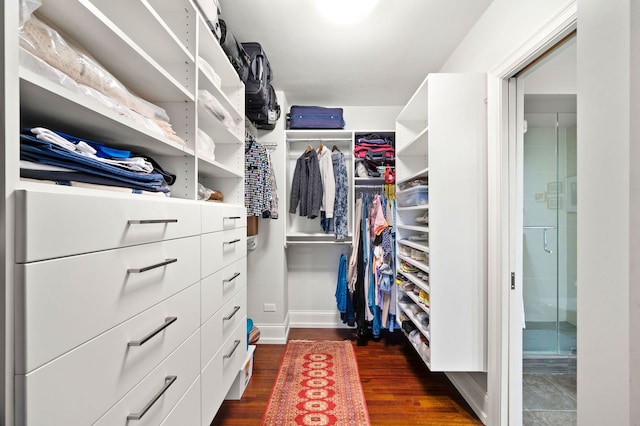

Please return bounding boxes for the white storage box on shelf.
[226,344,255,400]
[397,185,429,207]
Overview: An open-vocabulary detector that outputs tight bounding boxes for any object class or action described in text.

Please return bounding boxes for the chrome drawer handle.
[127,375,177,420]
[223,306,241,321]
[224,216,241,220]
[128,317,177,347]
[223,239,241,245]
[128,258,177,274]
[128,219,178,225]
[223,340,241,359]
[223,272,241,283]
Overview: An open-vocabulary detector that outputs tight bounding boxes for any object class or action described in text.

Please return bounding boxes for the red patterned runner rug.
[261,340,371,426]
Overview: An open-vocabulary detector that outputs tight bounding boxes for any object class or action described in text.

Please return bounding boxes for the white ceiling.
[218,0,494,107]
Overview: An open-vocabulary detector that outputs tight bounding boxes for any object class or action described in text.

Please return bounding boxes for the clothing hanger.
[317,143,324,154]
[305,144,313,153]
[332,145,340,152]
[245,139,254,153]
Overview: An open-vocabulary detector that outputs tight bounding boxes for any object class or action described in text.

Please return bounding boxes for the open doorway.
[511,35,577,425]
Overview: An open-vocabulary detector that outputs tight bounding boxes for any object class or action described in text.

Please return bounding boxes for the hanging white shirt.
[317,145,336,218]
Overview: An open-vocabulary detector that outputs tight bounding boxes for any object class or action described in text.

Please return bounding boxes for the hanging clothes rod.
[286,138,352,142]
[288,154,353,159]
[355,184,385,190]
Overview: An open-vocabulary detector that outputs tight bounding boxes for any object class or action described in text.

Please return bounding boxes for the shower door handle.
[543,228,552,254]
[523,226,556,254]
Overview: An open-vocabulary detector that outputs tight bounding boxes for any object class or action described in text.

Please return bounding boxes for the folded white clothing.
[29,127,154,174]
[31,127,76,151]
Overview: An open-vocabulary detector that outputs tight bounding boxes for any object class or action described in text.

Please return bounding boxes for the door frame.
[485,2,576,424]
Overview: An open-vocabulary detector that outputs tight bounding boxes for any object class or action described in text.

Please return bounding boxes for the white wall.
[524,39,577,94]
[247,90,290,343]
[578,0,637,424]
[631,2,640,423]
[440,0,574,73]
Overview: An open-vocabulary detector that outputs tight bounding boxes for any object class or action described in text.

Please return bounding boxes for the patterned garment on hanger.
[245,140,272,217]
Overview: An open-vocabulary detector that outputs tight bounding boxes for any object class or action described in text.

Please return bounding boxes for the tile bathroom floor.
[523,373,576,425]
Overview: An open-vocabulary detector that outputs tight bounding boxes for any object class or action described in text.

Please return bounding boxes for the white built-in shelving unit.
[395,73,487,372]
[284,129,353,246]
[4,1,248,424]
[283,129,395,247]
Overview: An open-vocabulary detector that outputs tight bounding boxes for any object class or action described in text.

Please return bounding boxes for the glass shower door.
[522,112,577,355]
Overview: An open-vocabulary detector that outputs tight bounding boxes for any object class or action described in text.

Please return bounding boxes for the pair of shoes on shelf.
[399,294,413,305]
[416,311,430,327]
[418,290,430,306]
[408,233,429,242]
[411,249,427,261]
[414,211,429,224]
[419,342,431,359]
[400,260,419,273]
[399,245,412,256]
[416,271,429,281]
[402,282,415,292]
[409,329,426,346]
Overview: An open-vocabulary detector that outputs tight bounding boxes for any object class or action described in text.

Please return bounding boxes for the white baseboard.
[254,313,290,344]
[446,372,489,425]
[288,310,353,329]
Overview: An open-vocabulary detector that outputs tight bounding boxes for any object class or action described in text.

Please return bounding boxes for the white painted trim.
[255,312,291,344]
[485,2,577,425]
[485,74,511,426]
[446,372,489,425]
[288,310,353,329]
[490,1,577,79]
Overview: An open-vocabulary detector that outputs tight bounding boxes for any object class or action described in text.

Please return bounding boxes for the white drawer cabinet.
[201,320,247,426]
[201,287,247,369]
[201,203,247,233]
[15,190,201,263]
[94,330,201,426]
[15,283,200,426]
[201,227,247,278]
[160,376,202,426]
[201,256,247,324]
[15,235,200,374]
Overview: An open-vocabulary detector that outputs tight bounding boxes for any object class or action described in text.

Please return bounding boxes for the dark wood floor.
[211,328,483,425]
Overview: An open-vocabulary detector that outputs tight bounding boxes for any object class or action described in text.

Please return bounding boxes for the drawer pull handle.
[128,258,177,274]
[223,306,241,321]
[127,375,177,420]
[224,239,241,245]
[223,272,241,283]
[128,219,178,225]
[224,216,241,220]
[128,317,177,347]
[224,340,241,359]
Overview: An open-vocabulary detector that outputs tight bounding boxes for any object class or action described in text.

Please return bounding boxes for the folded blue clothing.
[20,137,168,193]
[20,134,163,183]
[357,137,392,145]
[21,167,170,193]
[21,148,169,192]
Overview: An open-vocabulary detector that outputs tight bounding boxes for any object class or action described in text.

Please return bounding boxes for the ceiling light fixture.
[315,0,379,25]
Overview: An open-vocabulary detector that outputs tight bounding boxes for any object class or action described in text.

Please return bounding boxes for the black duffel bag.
[219,19,249,82]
